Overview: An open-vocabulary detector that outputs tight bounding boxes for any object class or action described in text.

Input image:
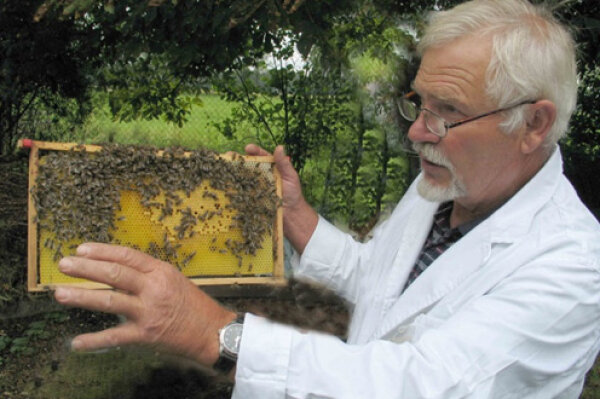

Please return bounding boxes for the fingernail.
[71,338,83,351]
[76,244,89,256]
[58,258,73,272]
[55,287,70,301]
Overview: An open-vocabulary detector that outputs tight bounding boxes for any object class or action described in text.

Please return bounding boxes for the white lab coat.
[233,147,600,398]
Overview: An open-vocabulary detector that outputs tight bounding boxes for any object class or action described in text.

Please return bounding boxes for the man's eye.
[411,96,422,107]
[439,104,460,114]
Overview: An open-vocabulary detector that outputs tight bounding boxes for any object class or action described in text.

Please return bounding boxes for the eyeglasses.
[397,91,537,138]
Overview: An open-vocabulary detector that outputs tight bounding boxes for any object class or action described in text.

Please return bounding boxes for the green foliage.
[0,312,69,363]
[24,320,52,340]
[0,335,11,367]
[352,55,392,85]
[79,94,247,151]
[45,311,71,323]
[101,55,207,127]
[205,6,420,231]
[10,336,34,356]
[0,0,96,154]
[544,0,600,68]
[212,37,357,172]
[32,348,163,399]
[561,64,600,213]
[0,155,28,307]
[316,124,408,231]
[0,335,11,352]
[2,0,597,230]
[1,0,360,155]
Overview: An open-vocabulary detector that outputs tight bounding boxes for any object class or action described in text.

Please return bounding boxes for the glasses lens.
[423,110,446,137]
[399,98,419,121]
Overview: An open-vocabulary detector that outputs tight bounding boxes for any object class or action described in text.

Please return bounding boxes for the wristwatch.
[213,313,245,373]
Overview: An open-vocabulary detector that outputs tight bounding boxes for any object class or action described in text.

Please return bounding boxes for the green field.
[78,94,255,153]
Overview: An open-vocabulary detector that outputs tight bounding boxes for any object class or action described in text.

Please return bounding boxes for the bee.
[34,142,280,279]
[53,250,63,262]
[202,190,218,200]
[181,251,196,268]
[197,210,209,222]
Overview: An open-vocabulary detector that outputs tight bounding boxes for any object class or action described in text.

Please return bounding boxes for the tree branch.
[234,69,278,143]
[228,0,268,29]
[287,0,306,14]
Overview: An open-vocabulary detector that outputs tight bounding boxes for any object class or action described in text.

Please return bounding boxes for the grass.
[77,94,258,153]
[29,349,162,399]
[4,306,599,399]
[0,309,234,399]
[583,359,600,399]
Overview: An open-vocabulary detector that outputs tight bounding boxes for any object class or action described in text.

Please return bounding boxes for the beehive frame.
[20,139,285,291]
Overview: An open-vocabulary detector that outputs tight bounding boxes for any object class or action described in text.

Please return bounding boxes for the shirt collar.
[437,201,488,236]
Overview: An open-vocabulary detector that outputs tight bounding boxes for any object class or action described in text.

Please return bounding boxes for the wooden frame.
[19,139,285,292]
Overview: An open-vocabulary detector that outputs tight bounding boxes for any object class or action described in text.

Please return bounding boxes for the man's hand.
[54,243,236,367]
[245,144,318,253]
[245,144,303,212]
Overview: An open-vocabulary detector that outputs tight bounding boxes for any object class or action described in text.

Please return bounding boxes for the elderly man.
[55,0,600,397]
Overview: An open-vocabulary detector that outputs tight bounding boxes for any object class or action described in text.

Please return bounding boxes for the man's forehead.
[411,79,461,104]
[413,38,492,106]
[412,69,472,106]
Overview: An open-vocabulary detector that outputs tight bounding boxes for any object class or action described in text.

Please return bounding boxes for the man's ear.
[521,100,556,154]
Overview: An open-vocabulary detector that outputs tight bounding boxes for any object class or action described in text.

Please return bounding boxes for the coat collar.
[374,146,563,340]
[486,146,562,243]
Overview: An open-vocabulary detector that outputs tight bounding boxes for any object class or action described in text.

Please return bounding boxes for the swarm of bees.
[32,144,280,272]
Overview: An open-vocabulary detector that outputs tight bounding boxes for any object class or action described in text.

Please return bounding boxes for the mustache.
[412,143,453,170]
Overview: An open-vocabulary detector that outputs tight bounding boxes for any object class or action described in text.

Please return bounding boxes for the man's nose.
[407,111,442,145]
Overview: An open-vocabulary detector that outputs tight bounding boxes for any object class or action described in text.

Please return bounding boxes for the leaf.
[0,336,11,351]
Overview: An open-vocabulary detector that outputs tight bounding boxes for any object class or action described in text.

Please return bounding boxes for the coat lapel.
[374,148,564,342]
[357,197,438,342]
[374,212,492,341]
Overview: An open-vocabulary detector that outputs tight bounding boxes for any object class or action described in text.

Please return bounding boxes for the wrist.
[198,310,237,367]
[213,312,245,375]
[283,199,318,254]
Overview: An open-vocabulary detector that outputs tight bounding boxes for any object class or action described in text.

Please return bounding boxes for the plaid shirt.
[402,202,465,293]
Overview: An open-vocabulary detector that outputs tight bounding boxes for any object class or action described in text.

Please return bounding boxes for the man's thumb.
[273,145,296,178]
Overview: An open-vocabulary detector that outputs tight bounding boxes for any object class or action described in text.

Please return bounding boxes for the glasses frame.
[397,91,537,138]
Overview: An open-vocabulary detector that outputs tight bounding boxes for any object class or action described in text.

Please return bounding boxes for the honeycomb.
[29,142,282,288]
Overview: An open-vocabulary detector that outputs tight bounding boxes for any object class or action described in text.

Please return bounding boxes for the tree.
[211,35,357,172]
[0,0,98,154]
[552,0,600,217]
[207,4,420,231]
[0,0,360,155]
[561,65,600,216]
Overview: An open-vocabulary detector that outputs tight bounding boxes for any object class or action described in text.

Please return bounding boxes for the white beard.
[416,175,466,202]
[413,143,467,202]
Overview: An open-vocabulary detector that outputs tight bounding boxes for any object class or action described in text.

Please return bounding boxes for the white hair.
[413,142,468,202]
[418,0,578,150]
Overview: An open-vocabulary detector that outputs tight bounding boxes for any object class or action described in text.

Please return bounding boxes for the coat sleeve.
[232,257,600,399]
[288,214,388,306]
[289,180,427,305]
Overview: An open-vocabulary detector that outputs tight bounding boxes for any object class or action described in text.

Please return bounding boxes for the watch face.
[223,323,243,354]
